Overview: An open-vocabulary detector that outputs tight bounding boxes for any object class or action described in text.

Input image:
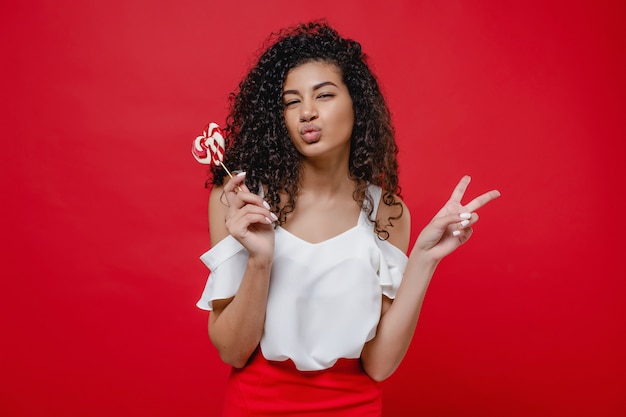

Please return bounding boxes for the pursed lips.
[299,124,321,143]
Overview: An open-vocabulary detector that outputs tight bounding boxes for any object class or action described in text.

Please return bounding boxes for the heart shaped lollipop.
[192,122,234,178]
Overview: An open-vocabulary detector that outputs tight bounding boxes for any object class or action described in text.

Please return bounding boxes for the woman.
[196,21,500,416]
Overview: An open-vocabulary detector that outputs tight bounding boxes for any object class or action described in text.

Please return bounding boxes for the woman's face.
[282,61,354,160]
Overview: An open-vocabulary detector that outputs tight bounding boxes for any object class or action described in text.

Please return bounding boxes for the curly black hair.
[208,20,403,239]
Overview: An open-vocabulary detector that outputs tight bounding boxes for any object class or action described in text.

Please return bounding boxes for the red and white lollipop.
[192,122,234,178]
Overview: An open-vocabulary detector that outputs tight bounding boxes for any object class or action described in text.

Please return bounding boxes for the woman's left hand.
[415,175,501,262]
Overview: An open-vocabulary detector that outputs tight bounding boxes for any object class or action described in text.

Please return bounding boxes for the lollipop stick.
[218,162,242,192]
[218,161,234,178]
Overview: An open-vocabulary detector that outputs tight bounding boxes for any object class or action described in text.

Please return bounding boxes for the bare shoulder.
[376,193,411,254]
[208,185,229,246]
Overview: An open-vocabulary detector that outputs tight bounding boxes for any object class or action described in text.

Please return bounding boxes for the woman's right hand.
[207,172,276,367]
[221,172,277,260]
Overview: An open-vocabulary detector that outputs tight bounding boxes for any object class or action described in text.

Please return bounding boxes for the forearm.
[361,249,439,381]
[209,255,272,368]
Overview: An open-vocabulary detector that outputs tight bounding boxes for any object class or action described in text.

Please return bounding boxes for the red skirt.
[221,349,382,417]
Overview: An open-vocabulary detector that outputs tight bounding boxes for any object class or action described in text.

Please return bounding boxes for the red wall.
[2,1,625,416]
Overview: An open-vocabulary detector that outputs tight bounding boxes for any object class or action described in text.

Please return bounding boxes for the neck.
[298,157,354,197]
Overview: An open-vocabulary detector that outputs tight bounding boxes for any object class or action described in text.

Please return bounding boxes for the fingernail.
[263,201,270,209]
[460,212,471,219]
[460,220,470,227]
[270,212,278,221]
[237,171,246,177]
[452,230,461,237]
[265,217,272,224]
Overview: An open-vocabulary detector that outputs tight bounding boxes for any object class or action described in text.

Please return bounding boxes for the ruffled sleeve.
[375,238,408,299]
[364,183,408,299]
[196,236,249,311]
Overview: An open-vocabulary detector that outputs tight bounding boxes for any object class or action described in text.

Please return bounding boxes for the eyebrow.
[283,81,339,96]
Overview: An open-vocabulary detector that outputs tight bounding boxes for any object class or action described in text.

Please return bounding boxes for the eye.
[283,98,300,108]
[317,93,334,100]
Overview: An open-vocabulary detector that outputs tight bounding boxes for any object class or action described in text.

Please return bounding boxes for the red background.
[2,1,625,416]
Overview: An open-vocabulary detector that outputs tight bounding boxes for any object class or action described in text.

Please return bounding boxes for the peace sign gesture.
[414,175,501,262]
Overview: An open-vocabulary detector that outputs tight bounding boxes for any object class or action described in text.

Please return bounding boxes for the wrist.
[247,254,273,270]
[409,246,440,271]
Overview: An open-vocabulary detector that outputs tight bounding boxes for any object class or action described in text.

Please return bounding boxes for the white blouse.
[196,185,408,371]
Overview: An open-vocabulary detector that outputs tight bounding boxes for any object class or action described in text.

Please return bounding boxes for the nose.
[298,100,318,122]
